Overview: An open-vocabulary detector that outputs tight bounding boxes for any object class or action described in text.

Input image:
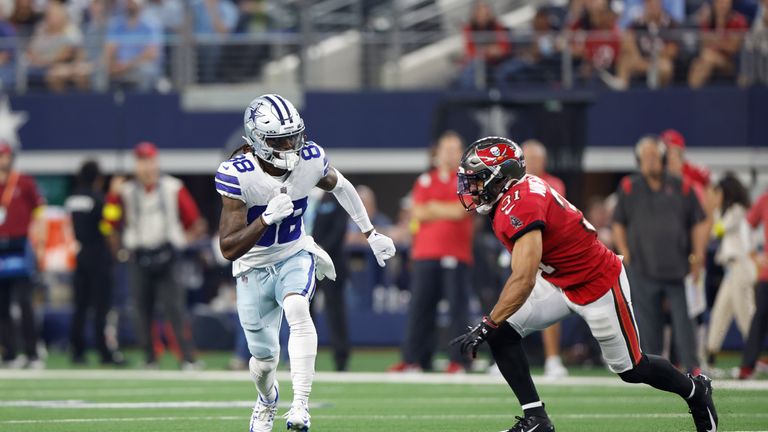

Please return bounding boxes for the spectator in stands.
[740,0,768,85]
[389,131,473,373]
[105,142,207,369]
[191,0,239,83]
[0,142,45,369]
[688,0,748,88]
[613,135,706,374]
[496,7,561,88]
[105,0,162,92]
[0,7,17,90]
[568,0,622,83]
[65,160,125,366]
[47,0,110,91]
[25,0,82,91]
[457,0,511,89]
[143,0,184,34]
[521,139,569,378]
[737,187,768,379]
[9,0,42,38]
[605,0,680,89]
[706,174,755,370]
[620,0,685,28]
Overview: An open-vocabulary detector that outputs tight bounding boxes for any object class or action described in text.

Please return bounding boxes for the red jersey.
[412,169,473,264]
[491,175,622,305]
[0,172,45,239]
[747,191,768,282]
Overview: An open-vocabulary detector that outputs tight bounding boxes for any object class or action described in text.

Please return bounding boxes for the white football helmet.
[243,94,306,171]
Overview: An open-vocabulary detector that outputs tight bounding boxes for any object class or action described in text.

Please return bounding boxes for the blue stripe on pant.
[235,250,317,359]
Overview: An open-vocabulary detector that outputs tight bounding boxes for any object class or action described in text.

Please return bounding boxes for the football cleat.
[249,382,279,432]
[503,415,555,432]
[284,400,311,431]
[687,374,718,432]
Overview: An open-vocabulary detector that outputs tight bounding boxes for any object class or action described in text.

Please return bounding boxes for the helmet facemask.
[457,166,509,215]
[245,129,306,172]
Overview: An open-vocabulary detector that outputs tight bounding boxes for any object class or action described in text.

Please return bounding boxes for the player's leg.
[628,272,664,355]
[493,276,573,431]
[69,264,89,362]
[237,268,282,432]
[276,251,319,430]
[740,281,768,377]
[157,269,196,365]
[445,261,470,371]
[664,281,700,372]
[577,267,717,432]
[399,259,441,370]
[131,264,156,365]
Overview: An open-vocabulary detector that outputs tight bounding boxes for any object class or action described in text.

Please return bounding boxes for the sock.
[249,356,278,402]
[284,295,317,406]
[521,401,547,418]
[618,354,698,399]
[488,324,547,417]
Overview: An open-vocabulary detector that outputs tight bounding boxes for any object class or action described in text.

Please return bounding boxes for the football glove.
[367,230,396,267]
[261,193,294,226]
[450,316,499,359]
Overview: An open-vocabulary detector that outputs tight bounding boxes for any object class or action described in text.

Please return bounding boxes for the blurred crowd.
[0,0,258,92]
[459,0,768,89]
[0,128,767,377]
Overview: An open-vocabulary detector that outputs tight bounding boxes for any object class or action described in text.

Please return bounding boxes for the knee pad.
[249,356,278,378]
[488,322,522,349]
[618,354,649,384]
[283,295,313,330]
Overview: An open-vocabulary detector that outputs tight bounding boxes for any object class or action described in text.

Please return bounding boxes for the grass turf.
[1,372,767,432]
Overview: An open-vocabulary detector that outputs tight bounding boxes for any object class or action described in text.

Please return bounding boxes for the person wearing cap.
[662,129,711,195]
[105,141,207,369]
[0,142,46,369]
[65,160,125,366]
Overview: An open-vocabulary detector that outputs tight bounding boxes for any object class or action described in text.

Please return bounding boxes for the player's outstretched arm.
[316,166,396,266]
[218,194,293,261]
[489,229,543,324]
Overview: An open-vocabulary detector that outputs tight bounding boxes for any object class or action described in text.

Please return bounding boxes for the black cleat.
[687,374,718,432]
[503,415,555,432]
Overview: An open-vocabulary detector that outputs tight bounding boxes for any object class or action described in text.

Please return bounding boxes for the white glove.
[367,230,396,267]
[261,194,294,226]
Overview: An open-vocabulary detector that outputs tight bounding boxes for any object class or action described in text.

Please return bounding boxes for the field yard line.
[0,400,332,409]
[2,413,767,425]
[1,370,767,390]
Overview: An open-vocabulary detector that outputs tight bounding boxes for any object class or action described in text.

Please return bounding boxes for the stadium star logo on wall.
[0,96,28,150]
[473,105,515,138]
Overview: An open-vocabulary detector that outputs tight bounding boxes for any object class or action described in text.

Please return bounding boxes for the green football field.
[2,356,768,432]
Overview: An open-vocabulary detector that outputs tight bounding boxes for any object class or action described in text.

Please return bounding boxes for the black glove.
[450,316,499,359]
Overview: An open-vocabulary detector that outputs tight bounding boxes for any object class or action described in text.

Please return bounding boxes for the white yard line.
[0,370,767,391]
[1,413,767,425]
[0,400,331,409]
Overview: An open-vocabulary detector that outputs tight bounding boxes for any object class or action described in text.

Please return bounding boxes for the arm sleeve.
[214,162,246,203]
[330,168,374,233]
[177,186,201,230]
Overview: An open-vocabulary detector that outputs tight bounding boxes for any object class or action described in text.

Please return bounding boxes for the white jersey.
[215,142,329,276]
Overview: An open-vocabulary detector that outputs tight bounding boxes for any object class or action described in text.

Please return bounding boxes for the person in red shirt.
[0,142,45,368]
[389,131,474,373]
[451,136,717,432]
[568,0,621,83]
[457,0,512,89]
[105,141,207,369]
[521,139,568,379]
[688,0,748,88]
[739,189,768,379]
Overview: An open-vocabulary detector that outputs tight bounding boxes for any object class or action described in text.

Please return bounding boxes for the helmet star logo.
[249,102,265,122]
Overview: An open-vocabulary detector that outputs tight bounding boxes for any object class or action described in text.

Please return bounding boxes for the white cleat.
[249,383,279,432]
[284,400,311,431]
[543,356,569,380]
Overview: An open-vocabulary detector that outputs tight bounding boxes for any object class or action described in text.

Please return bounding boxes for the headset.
[634,134,667,168]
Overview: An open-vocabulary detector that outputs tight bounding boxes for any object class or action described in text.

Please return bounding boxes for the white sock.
[284,295,317,406]
[249,356,278,403]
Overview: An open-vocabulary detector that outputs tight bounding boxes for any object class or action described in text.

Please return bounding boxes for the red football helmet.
[457,136,526,214]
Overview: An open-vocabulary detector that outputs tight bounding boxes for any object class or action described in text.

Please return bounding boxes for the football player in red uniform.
[451,137,718,432]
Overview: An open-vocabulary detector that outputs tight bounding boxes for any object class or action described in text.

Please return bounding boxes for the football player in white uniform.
[216,94,396,432]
